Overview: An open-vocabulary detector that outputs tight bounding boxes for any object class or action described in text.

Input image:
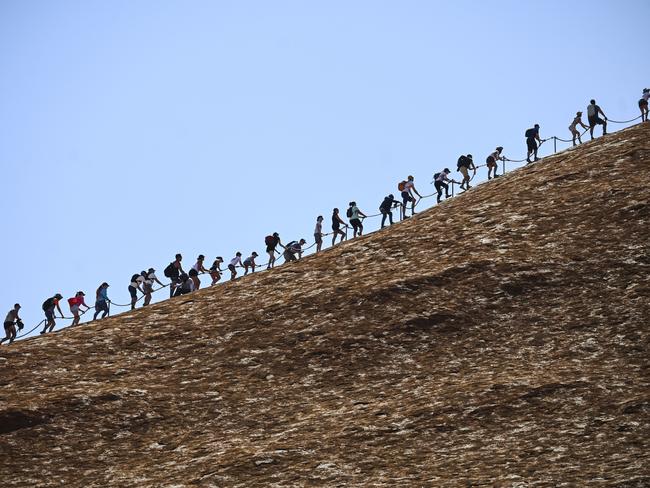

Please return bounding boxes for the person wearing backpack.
[1,304,22,345]
[40,293,64,334]
[128,273,144,310]
[143,268,164,306]
[457,154,475,191]
[164,254,184,298]
[568,112,589,146]
[68,291,90,326]
[228,252,243,281]
[398,176,422,218]
[173,273,193,296]
[93,283,110,320]
[314,216,325,253]
[347,202,367,237]
[265,233,283,269]
[209,257,224,285]
[433,169,459,203]
[243,252,259,275]
[331,209,347,246]
[283,239,307,262]
[379,194,399,228]
[486,147,506,180]
[525,125,542,164]
[587,99,608,139]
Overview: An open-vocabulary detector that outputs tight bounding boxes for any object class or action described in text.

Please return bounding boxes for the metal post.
[451,182,455,197]
[553,136,557,153]
[503,159,506,175]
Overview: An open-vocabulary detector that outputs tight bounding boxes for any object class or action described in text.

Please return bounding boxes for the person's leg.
[244,265,249,276]
[381,212,387,228]
[410,196,416,215]
[388,210,393,225]
[170,280,175,298]
[93,304,100,320]
[359,221,363,236]
[602,119,607,135]
[72,310,79,326]
[435,182,442,202]
[9,324,16,343]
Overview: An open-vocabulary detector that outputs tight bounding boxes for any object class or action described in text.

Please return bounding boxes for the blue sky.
[1,0,647,338]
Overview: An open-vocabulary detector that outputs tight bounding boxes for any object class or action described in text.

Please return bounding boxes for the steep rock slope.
[1,124,649,487]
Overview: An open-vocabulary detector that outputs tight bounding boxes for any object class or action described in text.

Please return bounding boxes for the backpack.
[265,235,275,246]
[163,262,175,278]
[42,298,54,311]
[433,172,441,181]
[525,128,536,138]
[457,156,467,170]
[398,180,407,192]
[131,274,140,283]
[346,207,353,218]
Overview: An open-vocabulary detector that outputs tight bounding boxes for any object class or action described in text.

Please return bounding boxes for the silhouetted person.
[587,99,607,139]
[525,125,542,163]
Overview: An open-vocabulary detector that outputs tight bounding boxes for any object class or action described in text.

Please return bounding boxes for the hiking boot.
[494,174,500,178]
[534,157,540,162]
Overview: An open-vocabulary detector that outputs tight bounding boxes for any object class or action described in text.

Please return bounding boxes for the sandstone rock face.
[1,125,649,487]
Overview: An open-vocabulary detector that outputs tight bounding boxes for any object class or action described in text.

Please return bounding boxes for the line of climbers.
[2,94,648,345]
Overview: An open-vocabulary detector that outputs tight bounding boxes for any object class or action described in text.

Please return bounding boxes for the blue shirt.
[97,287,109,302]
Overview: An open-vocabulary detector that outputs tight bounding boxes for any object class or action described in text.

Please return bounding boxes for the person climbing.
[379,194,400,228]
[398,175,422,218]
[1,304,22,345]
[188,268,200,290]
[639,88,649,123]
[331,208,347,246]
[243,252,259,275]
[40,293,64,334]
[284,239,307,262]
[587,99,607,139]
[486,147,506,179]
[457,154,475,190]
[228,252,243,280]
[164,254,184,298]
[433,169,459,203]
[173,272,193,296]
[68,291,90,326]
[93,283,110,320]
[568,112,589,146]
[525,125,542,163]
[314,216,324,252]
[128,273,144,310]
[347,202,367,237]
[192,255,209,289]
[264,233,284,269]
[209,257,224,285]
[143,268,164,306]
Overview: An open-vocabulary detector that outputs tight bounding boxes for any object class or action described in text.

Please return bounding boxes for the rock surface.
[1,124,649,487]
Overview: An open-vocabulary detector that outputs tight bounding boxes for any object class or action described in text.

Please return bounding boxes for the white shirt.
[314,221,322,234]
[643,91,650,102]
[145,272,157,285]
[192,261,203,272]
[230,256,242,267]
[435,172,450,182]
[404,181,414,192]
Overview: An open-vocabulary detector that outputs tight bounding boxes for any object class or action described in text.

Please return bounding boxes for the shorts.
[401,191,414,205]
[243,260,253,268]
[143,283,153,294]
[314,233,322,244]
[568,125,579,135]
[266,245,275,253]
[526,137,537,151]
[639,98,648,109]
[4,321,13,332]
[459,166,469,179]
[332,223,340,232]
[45,308,55,321]
[486,156,496,168]
[228,264,236,273]
[588,115,604,126]
[350,218,362,231]
[70,304,80,315]
[95,300,109,313]
[284,250,297,262]
[128,285,137,299]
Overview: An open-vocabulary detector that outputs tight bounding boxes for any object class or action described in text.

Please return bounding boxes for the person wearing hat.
[93,282,110,320]
[457,154,475,190]
[68,291,90,326]
[569,112,589,146]
[283,239,307,262]
[1,303,22,345]
[400,175,422,218]
[41,293,64,334]
[433,169,460,203]
[486,147,506,180]
[143,268,164,306]
[209,257,224,285]
[243,252,259,275]
[379,194,400,228]
[525,124,542,164]
[639,88,649,123]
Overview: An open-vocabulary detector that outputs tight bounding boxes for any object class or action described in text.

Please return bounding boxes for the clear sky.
[1,0,647,338]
